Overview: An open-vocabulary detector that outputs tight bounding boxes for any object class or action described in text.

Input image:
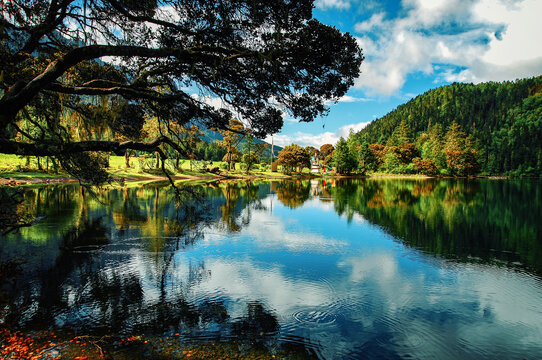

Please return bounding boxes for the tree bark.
[125,150,131,168]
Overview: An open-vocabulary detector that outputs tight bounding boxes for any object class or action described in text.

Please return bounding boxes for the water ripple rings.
[293,308,337,325]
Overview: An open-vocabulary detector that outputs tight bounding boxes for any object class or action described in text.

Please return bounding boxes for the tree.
[422,123,446,170]
[320,144,334,159]
[355,76,542,176]
[242,136,259,174]
[387,118,412,146]
[461,136,481,176]
[358,141,377,172]
[369,143,387,170]
[393,143,419,164]
[175,124,204,170]
[444,121,466,175]
[319,144,334,166]
[194,140,227,161]
[305,146,320,159]
[412,157,438,175]
[332,137,356,174]
[216,119,245,171]
[0,0,363,184]
[277,144,310,173]
[222,150,241,170]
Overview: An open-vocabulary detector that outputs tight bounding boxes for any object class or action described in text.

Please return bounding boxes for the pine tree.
[332,137,357,174]
[444,121,466,175]
[359,141,377,172]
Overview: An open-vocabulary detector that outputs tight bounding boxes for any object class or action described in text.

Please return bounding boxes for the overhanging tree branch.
[0,44,259,130]
[0,136,194,159]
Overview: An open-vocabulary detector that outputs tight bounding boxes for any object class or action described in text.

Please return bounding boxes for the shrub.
[413,157,438,175]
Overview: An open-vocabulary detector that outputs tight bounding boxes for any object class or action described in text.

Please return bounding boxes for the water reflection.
[1,179,542,359]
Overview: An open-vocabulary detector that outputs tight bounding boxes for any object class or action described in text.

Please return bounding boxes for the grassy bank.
[0,154,294,183]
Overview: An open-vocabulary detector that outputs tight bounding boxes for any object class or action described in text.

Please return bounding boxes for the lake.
[1,178,542,359]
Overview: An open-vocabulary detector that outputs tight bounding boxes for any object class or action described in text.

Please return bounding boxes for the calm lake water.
[1,178,542,359]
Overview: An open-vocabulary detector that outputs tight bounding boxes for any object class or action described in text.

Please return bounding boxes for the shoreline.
[0,172,520,186]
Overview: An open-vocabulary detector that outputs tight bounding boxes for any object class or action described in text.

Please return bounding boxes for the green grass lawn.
[0,154,293,180]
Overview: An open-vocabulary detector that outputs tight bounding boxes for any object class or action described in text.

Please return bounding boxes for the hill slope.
[357,76,542,175]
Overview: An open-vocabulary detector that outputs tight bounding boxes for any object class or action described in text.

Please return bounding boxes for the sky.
[263,0,542,148]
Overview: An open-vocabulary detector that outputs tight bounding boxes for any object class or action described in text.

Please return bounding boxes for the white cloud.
[354,0,542,95]
[315,0,351,10]
[265,121,372,148]
[325,95,372,105]
[203,197,347,253]
[337,95,372,103]
[354,12,386,32]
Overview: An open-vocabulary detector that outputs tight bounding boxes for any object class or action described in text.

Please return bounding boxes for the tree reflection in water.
[1,178,541,358]
[0,181,319,358]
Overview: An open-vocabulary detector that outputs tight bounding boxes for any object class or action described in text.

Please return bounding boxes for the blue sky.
[264,0,542,148]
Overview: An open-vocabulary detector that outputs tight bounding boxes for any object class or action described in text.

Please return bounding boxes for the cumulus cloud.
[354,0,542,95]
[315,0,351,10]
[265,121,372,148]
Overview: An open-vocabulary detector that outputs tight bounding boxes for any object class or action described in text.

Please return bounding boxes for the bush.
[382,152,401,173]
[219,162,229,170]
[413,157,438,175]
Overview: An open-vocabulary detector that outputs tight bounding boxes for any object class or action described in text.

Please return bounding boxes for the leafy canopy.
[0,0,363,182]
[277,144,310,172]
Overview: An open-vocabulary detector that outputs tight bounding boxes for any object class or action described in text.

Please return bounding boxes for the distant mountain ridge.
[357,75,542,175]
[201,129,283,157]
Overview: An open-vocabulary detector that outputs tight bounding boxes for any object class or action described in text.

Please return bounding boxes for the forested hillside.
[355,76,542,176]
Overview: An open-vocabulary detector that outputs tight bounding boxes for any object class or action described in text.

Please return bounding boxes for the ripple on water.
[376,314,460,359]
[293,308,337,326]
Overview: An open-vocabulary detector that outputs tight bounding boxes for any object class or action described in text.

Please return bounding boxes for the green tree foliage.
[393,143,419,164]
[305,146,320,158]
[241,136,265,173]
[419,123,447,170]
[487,93,542,176]
[369,144,387,169]
[444,121,466,175]
[216,119,245,171]
[325,178,542,273]
[277,144,310,173]
[387,118,412,146]
[358,141,377,172]
[194,141,228,162]
[319,144,334,165]
[0,0,363,184]
[332,137,357,174]
[222,151,241,170]
[356,76,542,176]
[443,122,481,176]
